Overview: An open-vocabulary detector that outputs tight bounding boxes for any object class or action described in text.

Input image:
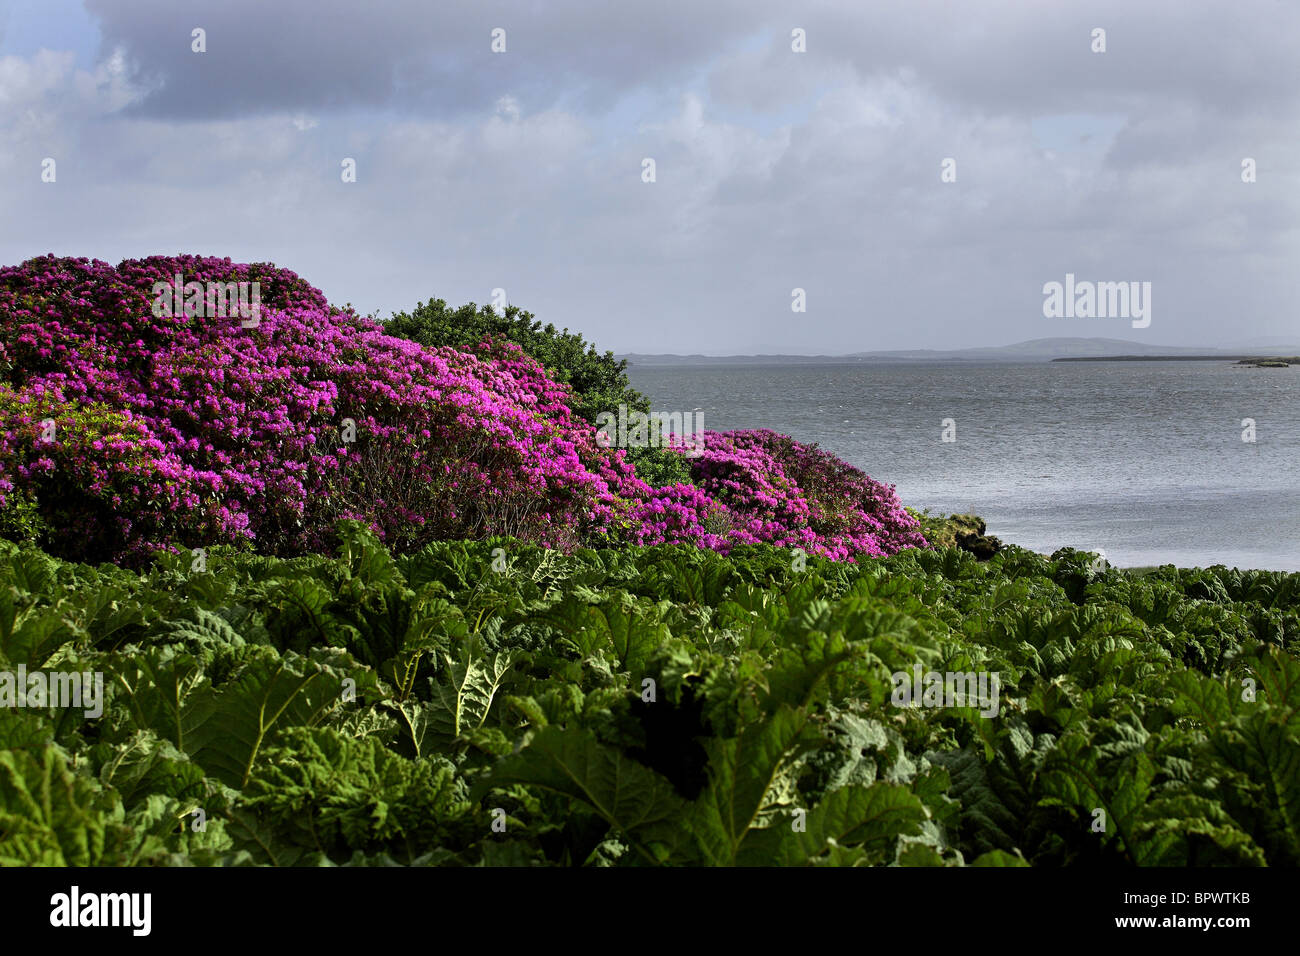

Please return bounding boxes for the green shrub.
[385,298,644,425]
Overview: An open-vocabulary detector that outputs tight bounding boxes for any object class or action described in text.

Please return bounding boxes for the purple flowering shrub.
[0,384,217,557]
[684,429,928,560]
[308,335,627,554]
[0,255,925,564]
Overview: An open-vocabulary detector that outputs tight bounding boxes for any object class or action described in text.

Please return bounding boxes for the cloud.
[2,0,1298,353]
[82,0,780,120]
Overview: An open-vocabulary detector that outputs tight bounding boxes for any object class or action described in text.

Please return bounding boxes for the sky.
[1,0,1298,354]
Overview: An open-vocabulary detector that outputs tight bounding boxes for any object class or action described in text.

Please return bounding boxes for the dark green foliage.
[384,298,641,426]
[1,526,1297,866]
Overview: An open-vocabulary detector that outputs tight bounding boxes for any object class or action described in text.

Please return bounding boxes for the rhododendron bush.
[684,429,927,559]
[0,255,925,564]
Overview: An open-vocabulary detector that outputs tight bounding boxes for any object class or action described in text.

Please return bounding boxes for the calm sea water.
[627,361,1300,571]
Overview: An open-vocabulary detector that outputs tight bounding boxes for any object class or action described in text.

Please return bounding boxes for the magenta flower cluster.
[683,429,927,559]
[0,255,925,565]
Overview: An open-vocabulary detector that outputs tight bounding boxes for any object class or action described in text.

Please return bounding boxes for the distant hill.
[621,337,1300,366]
[850,337,1250,361]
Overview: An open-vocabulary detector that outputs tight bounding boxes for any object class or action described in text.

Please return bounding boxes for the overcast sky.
[2,0,1298,353]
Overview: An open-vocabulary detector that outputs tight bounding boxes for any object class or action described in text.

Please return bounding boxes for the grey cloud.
[807,0,1300,116]
[2,0,1298,355]
[84,0,778,119]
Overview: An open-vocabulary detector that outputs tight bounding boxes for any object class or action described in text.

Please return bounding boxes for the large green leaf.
[688,704,817,865]
[1040,731,1156,863]
[483,725,687,863]
[0,587,75,667]
[389,636,515,757]
[738,781,929,866]
[124,647,350,788]
[0,743,156,866]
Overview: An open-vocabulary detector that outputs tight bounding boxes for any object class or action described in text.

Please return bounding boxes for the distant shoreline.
[619,337,1300,367]
[624,354,1293,367]
[1053,355,1296,364]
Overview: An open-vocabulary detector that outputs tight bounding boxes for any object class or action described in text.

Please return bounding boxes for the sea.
[627,361,1300,572]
